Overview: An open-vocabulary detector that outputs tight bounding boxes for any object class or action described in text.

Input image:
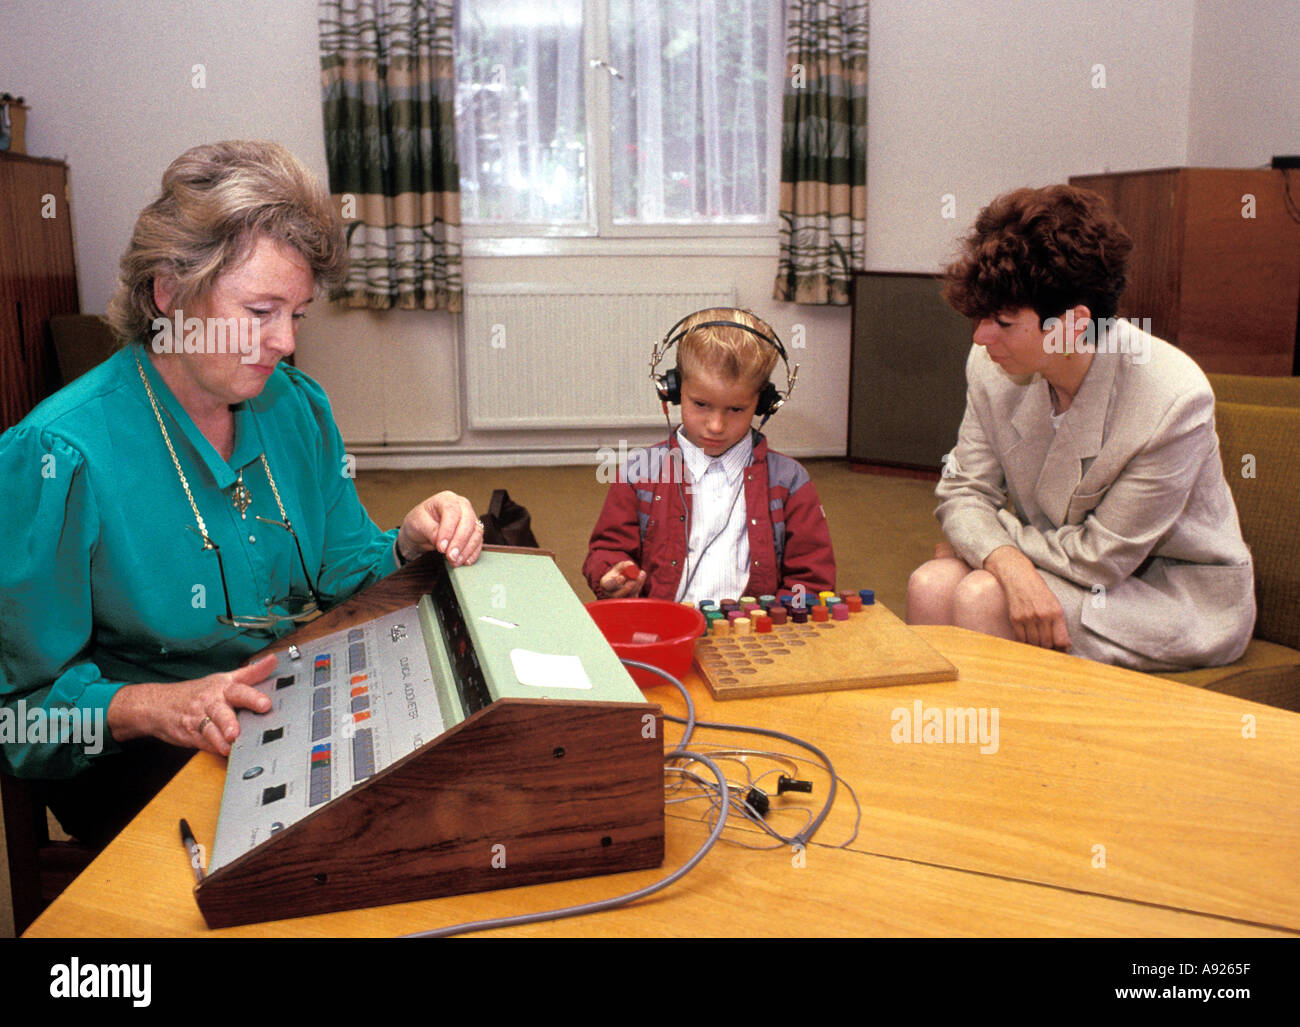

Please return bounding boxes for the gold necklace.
[134,350,291,537]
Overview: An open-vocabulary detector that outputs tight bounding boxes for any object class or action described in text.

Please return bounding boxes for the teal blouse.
[0,344,399,778]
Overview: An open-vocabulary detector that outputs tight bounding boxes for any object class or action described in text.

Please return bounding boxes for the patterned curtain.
[319,0,462,311]
[772,0,869,306]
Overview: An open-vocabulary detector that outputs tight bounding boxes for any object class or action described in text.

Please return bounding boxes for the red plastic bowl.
[585,598,705,689]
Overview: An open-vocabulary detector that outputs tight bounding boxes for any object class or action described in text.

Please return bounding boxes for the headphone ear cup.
[756,382,780,417]
[656,368,681,405]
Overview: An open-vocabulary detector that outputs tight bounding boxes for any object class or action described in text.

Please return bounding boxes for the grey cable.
[643,662,842,848]
[666,766,814,847]
[667,758,861,850]
[662,712,838,849]
[622,658,696,751]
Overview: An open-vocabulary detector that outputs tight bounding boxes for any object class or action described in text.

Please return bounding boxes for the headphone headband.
[649,310,799,422]
[659,315,791,365]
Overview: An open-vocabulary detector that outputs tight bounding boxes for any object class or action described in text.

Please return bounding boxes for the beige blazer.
[935,322,1254,668]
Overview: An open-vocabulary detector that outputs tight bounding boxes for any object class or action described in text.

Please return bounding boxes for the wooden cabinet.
[0,152,80,431]
[1069,168,1300,376]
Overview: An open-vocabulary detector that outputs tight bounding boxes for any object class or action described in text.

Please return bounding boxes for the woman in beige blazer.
[908,185,1254,671]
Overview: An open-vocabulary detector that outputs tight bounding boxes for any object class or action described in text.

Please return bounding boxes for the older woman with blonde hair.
[0,140,482,845]
[907,184,1254,671]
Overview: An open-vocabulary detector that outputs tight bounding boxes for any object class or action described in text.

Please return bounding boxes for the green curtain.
[772,0,868,307]
[319,0,463,311]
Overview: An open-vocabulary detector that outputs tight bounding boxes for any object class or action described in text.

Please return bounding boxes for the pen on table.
[179,818,205,884]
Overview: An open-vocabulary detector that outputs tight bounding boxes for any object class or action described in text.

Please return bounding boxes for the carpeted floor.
[0,459,943,937]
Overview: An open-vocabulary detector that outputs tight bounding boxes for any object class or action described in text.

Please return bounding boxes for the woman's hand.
[983,546,1071,651]
[106,653,279,756]
[397,491,483,567]
[599,560,645,599]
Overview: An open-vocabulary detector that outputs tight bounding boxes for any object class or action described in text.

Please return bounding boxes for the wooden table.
[23,560,1300,938]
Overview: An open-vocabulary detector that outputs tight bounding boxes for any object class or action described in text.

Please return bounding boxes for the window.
[455,2,586,225]
[454,0,783,240]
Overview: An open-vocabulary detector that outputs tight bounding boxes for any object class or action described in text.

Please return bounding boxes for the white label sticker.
[509,649,593,690]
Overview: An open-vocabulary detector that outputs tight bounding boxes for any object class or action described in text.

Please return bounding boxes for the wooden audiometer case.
[194,547,665,929]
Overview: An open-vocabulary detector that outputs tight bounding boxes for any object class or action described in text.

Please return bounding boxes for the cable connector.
[744,787,771,817]
[777,775,813,795]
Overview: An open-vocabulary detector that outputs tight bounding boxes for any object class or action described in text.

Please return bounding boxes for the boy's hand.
[599,560,645,598]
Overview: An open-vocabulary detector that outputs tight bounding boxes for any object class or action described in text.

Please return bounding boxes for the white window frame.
[462,0,786,258]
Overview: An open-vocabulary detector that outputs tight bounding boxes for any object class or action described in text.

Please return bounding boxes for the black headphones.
[649,310,799,421]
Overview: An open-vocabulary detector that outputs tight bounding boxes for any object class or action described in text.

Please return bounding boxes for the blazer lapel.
[1005,375,1054,515]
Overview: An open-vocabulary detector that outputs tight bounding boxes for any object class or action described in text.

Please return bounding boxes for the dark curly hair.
[942,185,1133,325]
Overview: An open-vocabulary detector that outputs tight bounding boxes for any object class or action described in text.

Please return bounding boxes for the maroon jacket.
[583,432,835,600]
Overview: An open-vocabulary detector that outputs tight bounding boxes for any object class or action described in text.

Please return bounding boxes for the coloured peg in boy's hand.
[599,559,644,599]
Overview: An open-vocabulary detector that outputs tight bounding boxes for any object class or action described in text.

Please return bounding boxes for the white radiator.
[462,284,735,430]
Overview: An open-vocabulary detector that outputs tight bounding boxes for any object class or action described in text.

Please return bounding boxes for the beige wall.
[1187,0,1300,166]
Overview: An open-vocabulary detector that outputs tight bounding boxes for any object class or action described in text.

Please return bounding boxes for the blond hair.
[107,140,347,342]
[675,308,780,392]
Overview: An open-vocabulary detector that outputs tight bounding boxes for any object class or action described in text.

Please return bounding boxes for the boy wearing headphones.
[584,308,835,603]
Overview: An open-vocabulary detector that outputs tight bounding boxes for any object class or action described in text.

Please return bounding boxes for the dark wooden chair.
[48,313,119,388]
[2,774,97,935]
[7,314,115,934]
